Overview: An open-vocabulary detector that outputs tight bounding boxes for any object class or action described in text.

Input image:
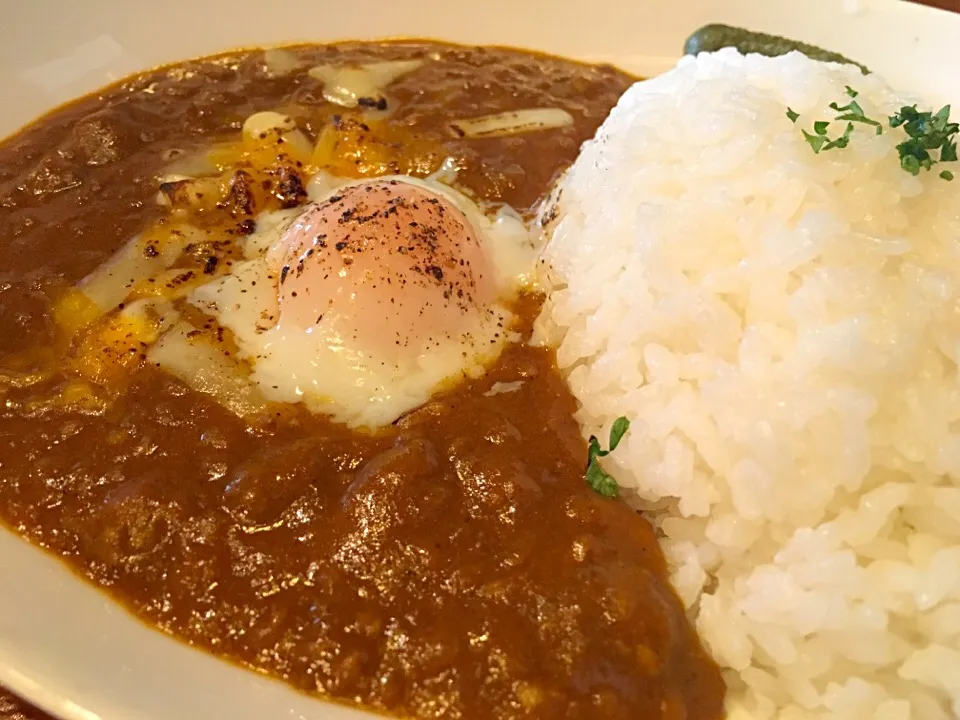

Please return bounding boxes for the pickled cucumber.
[684,24,869,73]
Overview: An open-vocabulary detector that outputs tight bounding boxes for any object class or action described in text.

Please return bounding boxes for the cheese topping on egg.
[189,175,534,428]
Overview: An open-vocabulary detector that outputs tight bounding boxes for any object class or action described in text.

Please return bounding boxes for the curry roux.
[0,42,724,719]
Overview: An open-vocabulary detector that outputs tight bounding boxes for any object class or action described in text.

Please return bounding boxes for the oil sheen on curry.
[0,42,724,719]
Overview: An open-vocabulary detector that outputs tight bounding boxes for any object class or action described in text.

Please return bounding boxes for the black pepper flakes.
[275,167,308,209]
[220,169,256,216]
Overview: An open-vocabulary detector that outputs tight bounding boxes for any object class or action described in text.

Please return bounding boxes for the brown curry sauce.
[0,42,724,719]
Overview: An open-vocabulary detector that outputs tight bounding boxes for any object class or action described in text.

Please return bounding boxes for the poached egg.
[189,174,534,428]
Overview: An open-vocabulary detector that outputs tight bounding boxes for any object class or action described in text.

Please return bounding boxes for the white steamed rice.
[536,49,960,720]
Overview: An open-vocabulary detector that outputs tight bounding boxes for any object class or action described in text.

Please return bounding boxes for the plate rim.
[2,1,960,717]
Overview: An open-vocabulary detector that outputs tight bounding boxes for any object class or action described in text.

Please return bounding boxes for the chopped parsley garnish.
[822,122,854,152]
[829,100,883,134]
[802,129,826,153]
[889,104,959,176]
[802,121,852,154]
[585,416,630,498]
[789,91,957,180]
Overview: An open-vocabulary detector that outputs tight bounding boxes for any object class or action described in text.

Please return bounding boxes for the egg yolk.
[274,179,495,361]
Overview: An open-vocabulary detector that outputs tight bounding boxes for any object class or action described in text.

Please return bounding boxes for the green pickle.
[684,23,869,73]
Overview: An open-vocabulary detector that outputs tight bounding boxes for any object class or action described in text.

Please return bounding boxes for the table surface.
[1,1,956,717]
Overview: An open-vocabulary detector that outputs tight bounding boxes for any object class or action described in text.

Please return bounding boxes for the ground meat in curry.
[0,42,724,719]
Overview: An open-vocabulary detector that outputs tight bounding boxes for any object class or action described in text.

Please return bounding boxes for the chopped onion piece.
[148,323,269,418]
[426,156,461,186]
[263,47,302,77]
[161,150,218,179]
[483,381,525,397]
[307,60,422,108]
[157,173,192,185]
[78,226,201,312]
[155,174,191,206]
[282,128,314,161]
[157,176,221,210]
[305,169,348,202]
[450,108,574,138]
[243,111,297,140]
[240,111,313,160]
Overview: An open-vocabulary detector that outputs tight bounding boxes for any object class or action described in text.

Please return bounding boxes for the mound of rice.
[537,49,960,720]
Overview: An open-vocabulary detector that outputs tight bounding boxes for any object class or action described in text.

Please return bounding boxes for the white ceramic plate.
[1,1,959,718]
